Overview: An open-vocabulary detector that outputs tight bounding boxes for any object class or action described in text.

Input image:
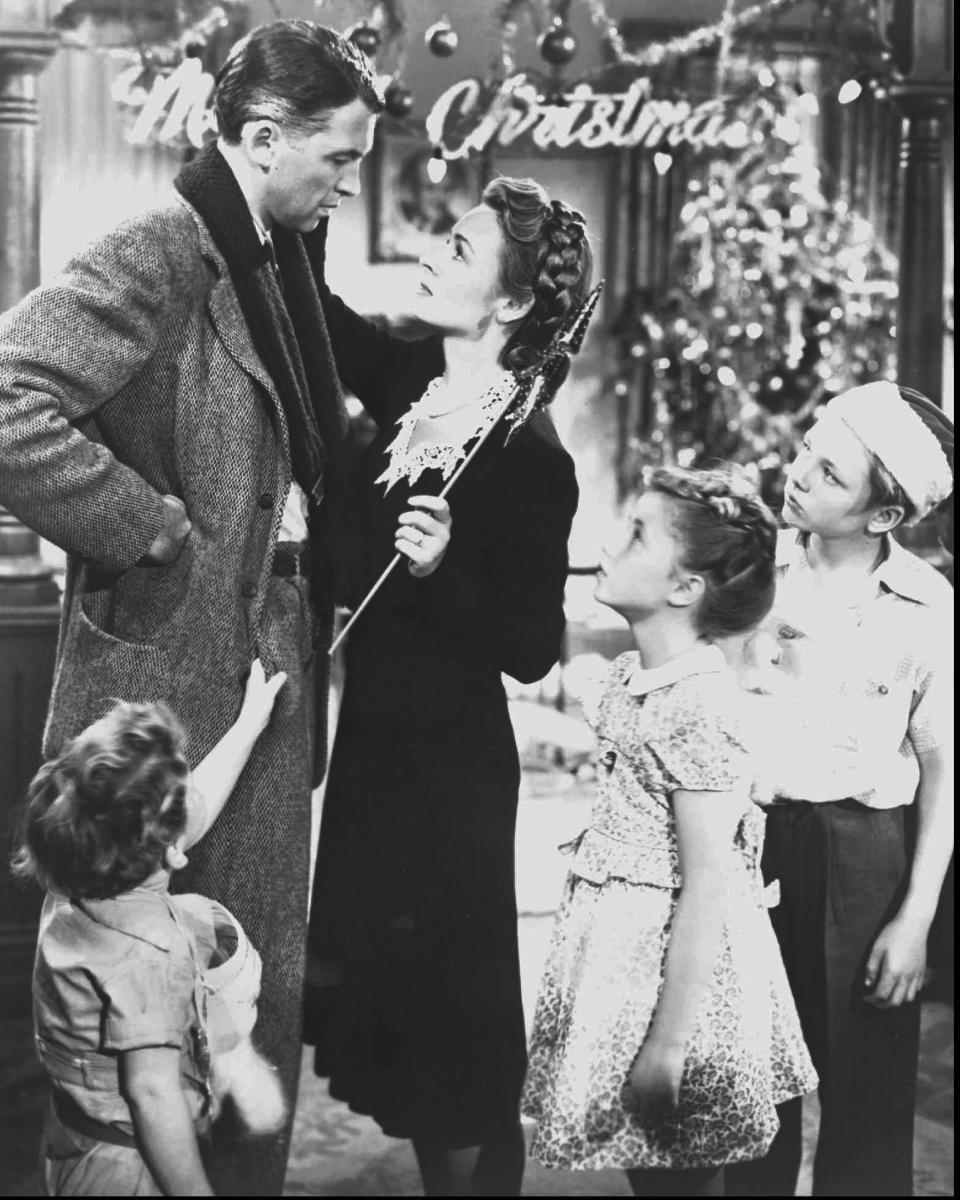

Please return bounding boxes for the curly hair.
[11,703,190,900]
[649,466,779,640]
[214,20,384,144]
[480,177,594,373]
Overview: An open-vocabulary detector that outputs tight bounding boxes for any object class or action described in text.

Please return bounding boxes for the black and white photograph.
[0,0,953,1197]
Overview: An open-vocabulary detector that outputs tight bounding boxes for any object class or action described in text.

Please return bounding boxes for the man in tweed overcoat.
[0,21,385,1196]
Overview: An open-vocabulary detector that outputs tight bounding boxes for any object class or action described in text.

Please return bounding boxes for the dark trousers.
[726,801,920,1198]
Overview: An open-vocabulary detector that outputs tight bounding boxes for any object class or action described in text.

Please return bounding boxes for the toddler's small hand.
[239,658,287,736]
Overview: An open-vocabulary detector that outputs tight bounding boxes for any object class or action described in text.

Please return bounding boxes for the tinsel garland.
[582,0,806,69]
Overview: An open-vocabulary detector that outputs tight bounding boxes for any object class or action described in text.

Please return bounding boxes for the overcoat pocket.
[43,605,172,756]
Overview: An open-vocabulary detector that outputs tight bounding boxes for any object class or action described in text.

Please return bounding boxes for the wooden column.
[0,13,60,1016]
[883,0,953,406]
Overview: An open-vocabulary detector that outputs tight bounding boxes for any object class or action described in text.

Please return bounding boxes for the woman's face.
[413,204,511,336]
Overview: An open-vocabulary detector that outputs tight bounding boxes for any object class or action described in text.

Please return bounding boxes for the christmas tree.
[613,77,898,509]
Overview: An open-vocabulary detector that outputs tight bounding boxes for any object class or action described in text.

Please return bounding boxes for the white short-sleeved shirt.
[741,531,954,809]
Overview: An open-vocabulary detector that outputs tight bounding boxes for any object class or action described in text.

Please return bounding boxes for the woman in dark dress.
[304,177,593,1195]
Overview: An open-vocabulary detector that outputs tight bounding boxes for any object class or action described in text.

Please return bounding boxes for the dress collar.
[626,642,726,697]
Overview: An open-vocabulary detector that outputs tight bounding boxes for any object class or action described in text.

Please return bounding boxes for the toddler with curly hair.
[12,660,286,1196]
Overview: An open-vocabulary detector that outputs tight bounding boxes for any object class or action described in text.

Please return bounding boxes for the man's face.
[782,414,877,537]
[262,98,376,233]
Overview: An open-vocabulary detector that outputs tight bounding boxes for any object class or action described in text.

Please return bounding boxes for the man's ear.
[241,120,281,171]
[669,571,705,611]
[866,504,906,536]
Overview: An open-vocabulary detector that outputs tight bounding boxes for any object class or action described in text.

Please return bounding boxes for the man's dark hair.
[214,20,384,144]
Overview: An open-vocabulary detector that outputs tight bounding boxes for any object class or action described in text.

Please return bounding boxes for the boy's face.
[783,415,879,536]
[594,491,682,620]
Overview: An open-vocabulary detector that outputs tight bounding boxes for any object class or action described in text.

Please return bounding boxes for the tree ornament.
[425,20,458,57]
[348,22,381,57]
[538,18,578,67]
[384,80,414,119]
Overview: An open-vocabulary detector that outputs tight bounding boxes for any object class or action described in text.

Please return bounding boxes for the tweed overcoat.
[0,194,344,767]
[0,196,348,1193]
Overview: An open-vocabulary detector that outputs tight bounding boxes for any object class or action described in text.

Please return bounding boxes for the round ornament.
[425,20,458,57]
[348,22,381,57]
[538,20,578,66]
[384,81,414,119]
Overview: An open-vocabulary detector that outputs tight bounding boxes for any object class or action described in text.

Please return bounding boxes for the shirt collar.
[778,529,941,605]
[626,642,726,697]
[874,536,947,604]
[77,872,177,952]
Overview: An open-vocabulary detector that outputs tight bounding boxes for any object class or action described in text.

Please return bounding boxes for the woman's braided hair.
[481,177,593,372]
[649,466,779,640]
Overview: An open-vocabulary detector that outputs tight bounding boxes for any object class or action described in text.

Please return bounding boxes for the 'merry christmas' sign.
[112,58,755,158]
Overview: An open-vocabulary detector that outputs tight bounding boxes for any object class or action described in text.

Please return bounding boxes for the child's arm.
[120,1045,213,1196]
[865,745,954,1008]
[628,788,746,1118]
[182,659,287,849]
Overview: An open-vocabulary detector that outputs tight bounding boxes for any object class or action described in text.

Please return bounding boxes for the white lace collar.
[375,372,517,492]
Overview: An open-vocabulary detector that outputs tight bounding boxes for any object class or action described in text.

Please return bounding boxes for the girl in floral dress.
[522,467,817,1196]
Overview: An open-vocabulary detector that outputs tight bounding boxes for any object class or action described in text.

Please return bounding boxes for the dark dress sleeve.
[413,417,579,684]
[302,221,442,426]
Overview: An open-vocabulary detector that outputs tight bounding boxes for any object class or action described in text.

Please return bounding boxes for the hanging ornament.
[538,17,578,67]
[425,19,459,57]
[384,80,414,119]
[347,22,381,57]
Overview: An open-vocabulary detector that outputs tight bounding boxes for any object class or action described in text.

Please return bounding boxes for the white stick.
[328,384,540,658]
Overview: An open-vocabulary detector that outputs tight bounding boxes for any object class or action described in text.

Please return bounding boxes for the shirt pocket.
[860,672,912,749]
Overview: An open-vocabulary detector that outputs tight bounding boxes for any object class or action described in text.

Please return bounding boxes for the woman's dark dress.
[304,280,579,1147]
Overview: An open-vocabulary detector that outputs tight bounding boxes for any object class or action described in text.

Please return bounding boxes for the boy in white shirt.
[727,384,954,1197]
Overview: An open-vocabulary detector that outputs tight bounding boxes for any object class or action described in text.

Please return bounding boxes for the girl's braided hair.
[481,177,594,373]
[11,703,190,899]
[649,466,779,640]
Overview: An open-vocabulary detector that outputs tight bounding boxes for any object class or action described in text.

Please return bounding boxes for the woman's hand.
[238,658,288,738]
[625,1039,685,1121]
[396,495,452,578]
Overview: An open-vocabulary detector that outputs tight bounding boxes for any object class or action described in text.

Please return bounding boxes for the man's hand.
[142,494,192,564]
[864,913,929,1008]
[625,1039,685,1121]
[396,495,452,579]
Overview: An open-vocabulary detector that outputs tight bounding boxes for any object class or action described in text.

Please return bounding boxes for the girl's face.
[413,205,514,335]
[595,491,684,620]
[783,415,877,536]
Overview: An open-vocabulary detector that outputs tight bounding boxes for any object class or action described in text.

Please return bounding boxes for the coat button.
[240,580,258,599]
[258,493,274,510]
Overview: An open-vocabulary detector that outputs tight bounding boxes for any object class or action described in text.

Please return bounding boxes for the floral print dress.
[522,645,817,1171]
